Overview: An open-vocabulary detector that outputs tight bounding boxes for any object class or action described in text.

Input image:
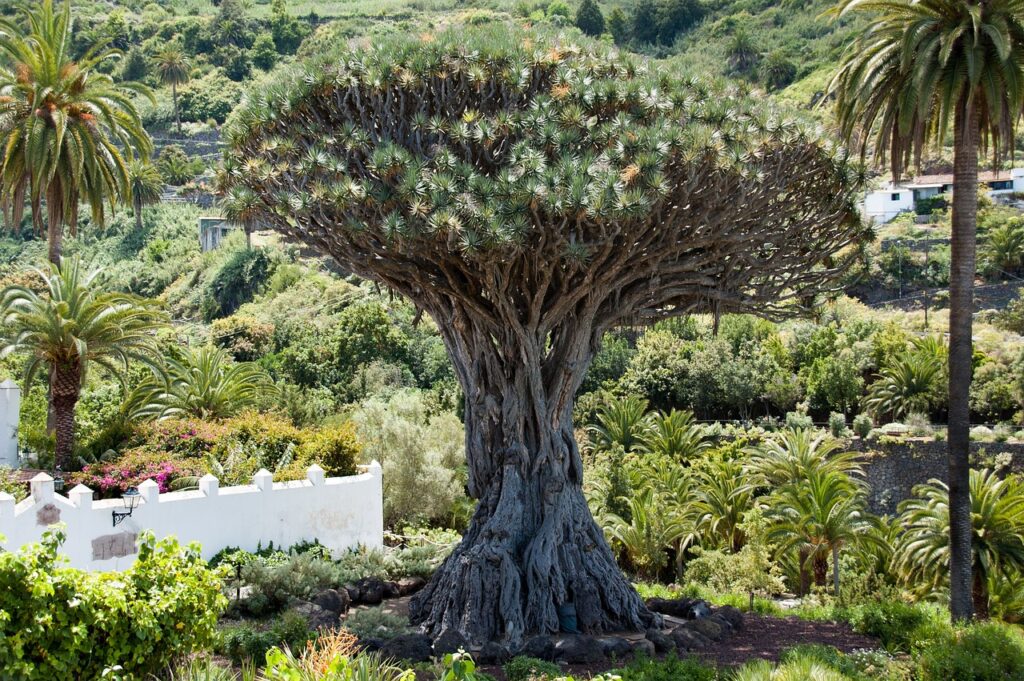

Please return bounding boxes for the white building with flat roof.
[863,168,1024,223]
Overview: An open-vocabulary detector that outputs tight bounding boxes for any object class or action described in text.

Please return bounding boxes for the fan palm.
[640,409,710,462]
[127,160,163,232]
[830,0,1024,621]
[895,469,1024,618]
[152,48,190,135]
[586,395,652,454]
[0,259,165,469]
[146,345,271,420]
[0,0,153,266]
[768,467,879,595]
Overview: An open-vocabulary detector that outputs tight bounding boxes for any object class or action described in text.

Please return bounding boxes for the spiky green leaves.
[225,24,855,254]
[223,24,865,326]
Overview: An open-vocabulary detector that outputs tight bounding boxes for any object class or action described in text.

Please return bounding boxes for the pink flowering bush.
[130,419,230,459]
[70,451,203,498]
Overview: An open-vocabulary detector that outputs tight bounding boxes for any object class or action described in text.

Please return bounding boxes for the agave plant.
[895,469,1024,618]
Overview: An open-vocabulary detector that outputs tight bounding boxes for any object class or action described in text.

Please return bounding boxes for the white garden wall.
[0,462,383,571]
[0,379,19,468]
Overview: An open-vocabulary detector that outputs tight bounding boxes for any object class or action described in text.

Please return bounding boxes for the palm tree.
[746,428,863,486]
[830,0,1024,621]
[152,48,190,135]
[143,345,270,420]
[586,395,652,454]
[604,488,687,580]
[640,409,710,462]
[695,458,755,553]
[0,0,153,266]
[895,469,1024,619]
[863,352,943,422]
[0,259,165,470]
[127,160,163,233]
[768,467,879,595]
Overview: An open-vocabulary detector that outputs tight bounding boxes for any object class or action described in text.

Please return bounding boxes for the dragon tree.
[222,26,867,645]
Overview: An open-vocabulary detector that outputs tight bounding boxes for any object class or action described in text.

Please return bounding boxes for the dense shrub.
[615,654,718,681]
[219,611,312,665]
[917,622,1024,681]
[0,529,226,680]
[352,389,467,529]
[70,449,204,497]
[503,656,562,681]
[177,70,244,123]
[203,247,276,321]
[295,422,361,477]
[843,600,935,653]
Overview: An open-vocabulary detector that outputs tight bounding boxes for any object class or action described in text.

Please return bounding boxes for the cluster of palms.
[0,1,196,256]
[587,398,1024,617]
[0,260,270,471]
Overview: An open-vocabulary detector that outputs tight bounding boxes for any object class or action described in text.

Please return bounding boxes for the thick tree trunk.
[50,362,82,472]
[409,315,652,646]
[948,95,978,623]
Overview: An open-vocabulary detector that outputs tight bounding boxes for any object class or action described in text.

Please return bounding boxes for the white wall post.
[30,472,54,502]
[69,484,93,511]
[0,492,14,518]
[306,464,325,487]
[199,474,219,497]
[253,469,273,491]
[0,379,20,468]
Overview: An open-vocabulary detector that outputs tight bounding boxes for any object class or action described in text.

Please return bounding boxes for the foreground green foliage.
[0,528,226,681]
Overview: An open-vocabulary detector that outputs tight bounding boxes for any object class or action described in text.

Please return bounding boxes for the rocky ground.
[280,582,882,678]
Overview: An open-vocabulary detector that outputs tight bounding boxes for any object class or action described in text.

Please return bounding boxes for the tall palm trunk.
[134,195,144,232]
[798,546,812,596]
[948,93,979,623]
[46,181,63,267]
[971,568,989,619]
[173,82,181,135]
[50,360,82,471]
[832,543,841,597]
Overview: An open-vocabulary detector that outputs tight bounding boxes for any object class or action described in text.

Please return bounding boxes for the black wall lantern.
[112,487,141,526]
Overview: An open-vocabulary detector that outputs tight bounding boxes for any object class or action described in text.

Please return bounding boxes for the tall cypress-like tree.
[575,0,605,37]
[223,26,866,644]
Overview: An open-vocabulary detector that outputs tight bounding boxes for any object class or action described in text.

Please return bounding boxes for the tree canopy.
[223,26,866,333]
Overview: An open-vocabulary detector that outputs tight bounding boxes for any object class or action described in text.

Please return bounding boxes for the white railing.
[0,462,383,571]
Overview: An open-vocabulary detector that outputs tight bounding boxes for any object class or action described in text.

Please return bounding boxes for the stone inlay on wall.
[92,532,138,560]
[36,503,60,526]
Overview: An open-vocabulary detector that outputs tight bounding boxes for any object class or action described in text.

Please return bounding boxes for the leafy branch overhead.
[222,25,870,331]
